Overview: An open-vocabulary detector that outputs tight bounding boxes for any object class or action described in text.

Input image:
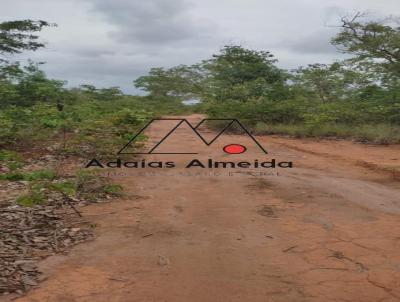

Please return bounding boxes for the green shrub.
[0,169,56,181]
[31,180,77,196]
[103,184,123,195]
[0,172,25,181]
[0,150,22,162]
[16,192,46,207]
[24,169,56,181]
[254,122,400,144]
[48,181,76,195]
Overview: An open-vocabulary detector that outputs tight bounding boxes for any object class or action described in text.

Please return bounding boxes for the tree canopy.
[332,13,400,77]
[0,20,54,58]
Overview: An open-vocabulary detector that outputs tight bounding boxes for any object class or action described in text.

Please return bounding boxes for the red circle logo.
[223,144,247,154]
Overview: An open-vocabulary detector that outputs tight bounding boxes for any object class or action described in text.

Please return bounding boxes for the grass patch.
[0,169,56,181]
[10,168,123,207]
[103,184,123,195]
[0,150,22,162]
[16,192,46,207]
[31,181,77,196]
[24,170,56,181]
[0,172,25,181]
[253,122,400,144]
[0,149,24,171]
[75,169,123,200]
[48,181,76,195]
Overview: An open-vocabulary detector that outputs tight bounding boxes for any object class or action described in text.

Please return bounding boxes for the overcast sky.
[1,0,399,94]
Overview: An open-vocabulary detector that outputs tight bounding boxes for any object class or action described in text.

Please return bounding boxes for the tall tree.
[202,45,287,101]
[332,13,400,77]
[0,20,62,107]
[0,20,54,58]
[134,65,205,97]
[293,62,371,102]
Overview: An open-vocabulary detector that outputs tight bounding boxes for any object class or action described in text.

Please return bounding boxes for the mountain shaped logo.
[117,118,268,155]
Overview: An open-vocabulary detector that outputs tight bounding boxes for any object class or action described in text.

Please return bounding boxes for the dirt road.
[13,115,400,301]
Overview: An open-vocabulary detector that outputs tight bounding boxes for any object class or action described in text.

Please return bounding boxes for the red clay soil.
[6,114,400,302]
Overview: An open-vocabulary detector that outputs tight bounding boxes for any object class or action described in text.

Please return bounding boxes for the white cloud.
[1,0,399,93]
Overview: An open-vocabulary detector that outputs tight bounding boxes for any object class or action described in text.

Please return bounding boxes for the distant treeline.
[0,20,197,152]
[134,13,400,143]
[0,15,399,145]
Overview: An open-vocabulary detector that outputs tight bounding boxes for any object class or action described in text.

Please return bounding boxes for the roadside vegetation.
[0,19,195,253]
[134,13,400,144]
[0,13,398,296]
[0,14,399,191]
[0,65,191,155]
[0,23,196,155]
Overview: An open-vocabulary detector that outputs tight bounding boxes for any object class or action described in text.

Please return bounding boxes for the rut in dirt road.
[10,115,400,302]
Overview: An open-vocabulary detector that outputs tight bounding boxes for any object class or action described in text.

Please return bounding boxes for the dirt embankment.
[5,115,400,302]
